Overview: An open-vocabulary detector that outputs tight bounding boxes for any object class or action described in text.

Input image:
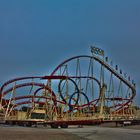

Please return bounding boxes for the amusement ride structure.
[0,47,139,128]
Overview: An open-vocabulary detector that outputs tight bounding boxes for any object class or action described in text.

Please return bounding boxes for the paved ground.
[63,125,140,140]
[0,124,140,140]
[0,125,86,140]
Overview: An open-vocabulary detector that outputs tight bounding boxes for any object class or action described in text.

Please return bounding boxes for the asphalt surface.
[63,125,140,140]
[0,125,86,140]
[0,125,140,140]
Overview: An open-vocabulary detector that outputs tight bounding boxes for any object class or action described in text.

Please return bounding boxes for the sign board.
[91,46,104,56]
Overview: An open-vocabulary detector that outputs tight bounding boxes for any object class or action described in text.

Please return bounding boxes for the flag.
[115,65,118,70]
[91,46,104,56]
[128,76,130,81]
[124,73,127,78]
[105,57,108,62]
[134,83,136,88]
[132,80,134,84]
[120,69,122,74]
[110,61,113,66]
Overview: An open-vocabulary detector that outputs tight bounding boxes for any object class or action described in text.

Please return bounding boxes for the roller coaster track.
[0,54,136,123]
[50,55,136,110]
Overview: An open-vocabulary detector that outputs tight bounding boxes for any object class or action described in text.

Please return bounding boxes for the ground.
[0,124,140,140]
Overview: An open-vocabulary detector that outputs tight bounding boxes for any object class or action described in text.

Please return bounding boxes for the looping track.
[0,54,136,122]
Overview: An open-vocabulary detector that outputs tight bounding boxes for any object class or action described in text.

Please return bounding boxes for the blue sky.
[0,0,140,105]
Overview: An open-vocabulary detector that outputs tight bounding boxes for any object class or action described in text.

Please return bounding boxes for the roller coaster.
[0,47,139,128]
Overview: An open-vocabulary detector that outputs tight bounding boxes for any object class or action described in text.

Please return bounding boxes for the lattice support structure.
[0,49,137,123]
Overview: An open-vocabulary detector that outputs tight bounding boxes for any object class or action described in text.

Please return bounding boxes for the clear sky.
[0,0,140,105]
